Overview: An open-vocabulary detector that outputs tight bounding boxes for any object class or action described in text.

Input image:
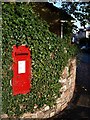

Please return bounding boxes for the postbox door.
[12,45,31,95]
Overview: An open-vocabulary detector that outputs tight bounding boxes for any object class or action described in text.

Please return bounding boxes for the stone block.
[68,78,72,85]
[30,113,37,118]
[1,114,8,119]
[60,97,67,105]
[56,103,61,113]
[56,98,61,104]
[60,85,67,92]
[61,66,69,79]
[59,78,67,84]
[50,110,55,117]
[43,111,51,118]
[21,112,37,118]
[44,106,50,111]
[61,103,68,111]
[36,111,44,118]
[64,89,69,97]
[60,92,65,99]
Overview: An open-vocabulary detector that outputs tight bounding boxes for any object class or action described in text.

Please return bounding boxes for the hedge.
[2,2,78,117]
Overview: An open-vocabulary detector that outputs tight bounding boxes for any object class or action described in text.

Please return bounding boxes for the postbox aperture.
[12,45,31,95]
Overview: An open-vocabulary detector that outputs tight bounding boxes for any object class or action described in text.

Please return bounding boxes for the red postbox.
[12,45,32,95]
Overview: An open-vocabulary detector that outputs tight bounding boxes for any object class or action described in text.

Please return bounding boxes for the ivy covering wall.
[2,3,78,117]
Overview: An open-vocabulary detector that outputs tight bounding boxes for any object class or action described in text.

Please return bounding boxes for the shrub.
[2,2,78,117]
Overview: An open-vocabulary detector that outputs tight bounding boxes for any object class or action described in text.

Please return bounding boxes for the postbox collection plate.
[12,45,32,95]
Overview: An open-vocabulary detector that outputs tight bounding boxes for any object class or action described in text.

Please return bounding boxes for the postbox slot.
[15,53,28,56]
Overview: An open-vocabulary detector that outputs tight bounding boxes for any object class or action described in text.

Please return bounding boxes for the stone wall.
[1,58,76,119]
[21,58,76,118]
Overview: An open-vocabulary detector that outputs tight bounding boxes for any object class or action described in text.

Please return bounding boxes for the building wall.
[86,31,90,38]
